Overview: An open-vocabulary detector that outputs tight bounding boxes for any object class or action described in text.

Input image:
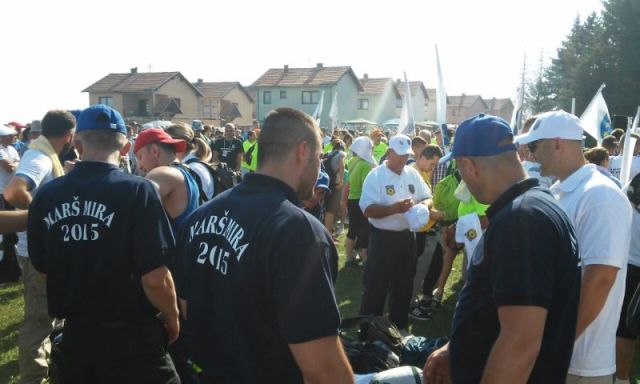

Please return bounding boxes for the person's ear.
[120,140,131,156]
[296,140,309,164]
[74,140,84,157]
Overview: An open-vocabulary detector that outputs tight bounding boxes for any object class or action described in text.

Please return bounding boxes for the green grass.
[0,235,639,383]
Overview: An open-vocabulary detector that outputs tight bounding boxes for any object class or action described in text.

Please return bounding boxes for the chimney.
[197,78,203,85]
[130,67,138,74]
[284,64,289,73]
[316,63,323,69]
[363,73,369,80]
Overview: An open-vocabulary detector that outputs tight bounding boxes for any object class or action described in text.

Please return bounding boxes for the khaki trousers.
[17,256,54,384]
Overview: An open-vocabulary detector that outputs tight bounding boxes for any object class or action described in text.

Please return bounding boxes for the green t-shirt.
[323,143,334,154]
[457,196,489,217]
[347,157,373,200]
[372,142,388,163]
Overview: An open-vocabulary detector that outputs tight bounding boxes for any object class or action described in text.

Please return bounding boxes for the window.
[280,90,287,99]
[358,99,369,110]
[99,96,113,107]
[263,91,272,104]
[396,98,403,108]
[138,99,149,116]
[302,91,320,104]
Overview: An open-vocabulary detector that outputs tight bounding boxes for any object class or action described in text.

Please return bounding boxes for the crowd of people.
[0,104,639,383]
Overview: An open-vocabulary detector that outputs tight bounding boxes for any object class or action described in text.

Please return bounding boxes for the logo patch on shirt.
[385,185,395,196]
[465,228,477,241]
[471,237,485,266]
[408,184,415,194]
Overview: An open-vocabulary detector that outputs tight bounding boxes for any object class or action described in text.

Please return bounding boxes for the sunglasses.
[527,140,540,153]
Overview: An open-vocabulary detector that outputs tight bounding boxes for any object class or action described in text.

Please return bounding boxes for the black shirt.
[28,161,174,322]
[212,137,244,170]
[175,173,340,383]
[449,179,580,383]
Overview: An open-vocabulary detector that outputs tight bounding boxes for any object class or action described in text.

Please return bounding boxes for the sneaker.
[418,297,442,310]
[408,306,432,321]
[344,259,359,268]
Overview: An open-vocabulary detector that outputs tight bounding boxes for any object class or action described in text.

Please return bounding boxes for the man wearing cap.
[516,110,632,384]
[4,110,76,384]
[359,134,432,331]
[424,114,581,384]
[134,128,201,235]
[212,123,244,171]
[0,125,20,282]
[175,108,353,383]
[370,128,388,164]
[302,170,331,222]
[27,104,180,383]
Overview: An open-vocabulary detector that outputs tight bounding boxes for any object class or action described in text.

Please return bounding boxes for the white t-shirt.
[550,164,632,376]
[629,210,640,267]
[0,145,20,193]
[15,149,55,257]
[609,155,640,181]
[184,153,215,200]
[455,212,482,268]
[359,162,431,231]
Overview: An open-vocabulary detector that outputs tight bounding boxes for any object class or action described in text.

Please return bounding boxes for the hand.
[64,160,79,173]
[160,313,180,344]
[394,198,414,214]
[424,344,450,384]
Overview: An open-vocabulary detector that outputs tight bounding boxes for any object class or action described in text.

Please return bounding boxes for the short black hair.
[257,108,319,167]
[420,144,443,159]
[41,110,76,138]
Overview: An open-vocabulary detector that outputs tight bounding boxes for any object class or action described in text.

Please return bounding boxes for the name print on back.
[42,197,116,242]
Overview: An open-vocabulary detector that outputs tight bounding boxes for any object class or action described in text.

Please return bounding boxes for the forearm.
[481,334,540,384]
[575,265,618,338]
[0,210,28,233]
[364,204,397,218]
[291,336,354,384]
[5,189,31,209]
[142,267,179,321]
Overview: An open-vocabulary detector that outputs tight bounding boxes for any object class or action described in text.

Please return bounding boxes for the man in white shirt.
[4,110,76,384]
[516,110,632,384]
[608,132,640,181]
[0,126,20,195]
[359,134,432,331]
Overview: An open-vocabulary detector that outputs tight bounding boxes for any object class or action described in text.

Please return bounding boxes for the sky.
[0,0,604,124]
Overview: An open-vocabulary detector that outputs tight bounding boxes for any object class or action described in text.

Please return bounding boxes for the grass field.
[1,237,639,383]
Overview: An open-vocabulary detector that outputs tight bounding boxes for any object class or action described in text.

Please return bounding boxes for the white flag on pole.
[329,92,339,134]
[312,90,325,125]
[510,84,524,135]
[398,72,415,136]
[435,45,450,147]
[579,83,612,144]
[620,107,640,186]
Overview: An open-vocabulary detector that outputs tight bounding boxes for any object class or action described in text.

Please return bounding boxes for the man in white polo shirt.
[516,110,632,384]
[359,134,432,331]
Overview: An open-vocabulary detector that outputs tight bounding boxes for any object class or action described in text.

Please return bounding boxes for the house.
[484,98,515,122]
[447,94,489,124]
[83,68,203,122]
[396,80,429,122]
[252,63,363,126]
[193,80,254,127]
[356,75,400,124]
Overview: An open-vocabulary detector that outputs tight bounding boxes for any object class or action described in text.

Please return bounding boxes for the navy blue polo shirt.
[175,173,340,383]
[449,178,581,383]
[28,161,175,322]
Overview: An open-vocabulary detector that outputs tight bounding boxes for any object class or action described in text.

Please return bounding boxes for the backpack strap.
[171,161,208,204]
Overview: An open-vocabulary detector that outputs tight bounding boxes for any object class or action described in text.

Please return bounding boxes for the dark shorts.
[62,318,180,384]
[324,185,343,216]
[346,199,369,249]
[617,264,640,339]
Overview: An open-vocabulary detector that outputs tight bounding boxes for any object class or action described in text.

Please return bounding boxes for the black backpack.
[184,158,237,198]
[171,162,209,205]
[321,150,341,188]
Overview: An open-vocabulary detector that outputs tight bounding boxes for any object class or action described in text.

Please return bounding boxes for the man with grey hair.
[418,129,432,144]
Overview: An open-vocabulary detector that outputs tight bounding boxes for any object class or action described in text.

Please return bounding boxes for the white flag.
[510,84,524,135]
[620,107,640,186]
[435,45,450,147]
[398,72,415,136]
[312,90,325,125]
[580,83,612,144]
[329,92,339,133]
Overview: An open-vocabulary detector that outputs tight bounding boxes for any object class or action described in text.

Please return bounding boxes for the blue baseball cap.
[316,170,330,192]
[76,104,127,135]
[451,114,516,158]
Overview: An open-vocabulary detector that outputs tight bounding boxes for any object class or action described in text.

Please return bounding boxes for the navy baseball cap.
[76,104,127,135]
[452,114,516,158]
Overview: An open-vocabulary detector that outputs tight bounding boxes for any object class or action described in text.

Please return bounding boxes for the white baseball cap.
[389,134,413,156]
[515,110,584,145]
[350,136,376,165]
[0,126,17,136]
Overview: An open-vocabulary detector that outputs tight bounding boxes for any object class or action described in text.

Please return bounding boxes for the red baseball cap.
[134,128,187,154]
[6,121,25,129]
